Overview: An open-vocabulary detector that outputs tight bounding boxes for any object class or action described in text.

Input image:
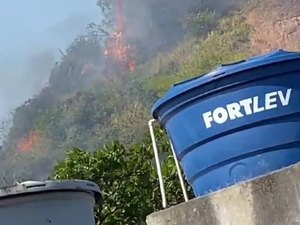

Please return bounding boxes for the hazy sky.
[0,0,99,122]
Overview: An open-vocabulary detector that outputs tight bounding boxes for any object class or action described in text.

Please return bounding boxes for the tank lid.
[152,49,300,119]
[0,180,102,202]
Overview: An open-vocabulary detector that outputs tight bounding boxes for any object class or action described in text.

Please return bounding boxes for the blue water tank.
[152,49,300,197]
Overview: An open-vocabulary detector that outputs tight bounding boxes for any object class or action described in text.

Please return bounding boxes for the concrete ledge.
[146,163,300,225]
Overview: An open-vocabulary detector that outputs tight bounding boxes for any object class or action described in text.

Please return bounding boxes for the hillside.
[0,0,299,184]
[246,0,300,53]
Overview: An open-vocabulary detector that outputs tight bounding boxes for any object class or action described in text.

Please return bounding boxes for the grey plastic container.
[0,180,101,225]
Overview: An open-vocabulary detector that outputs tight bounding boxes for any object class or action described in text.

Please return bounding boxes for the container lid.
[0,180,102,202]
[152,49,300,119]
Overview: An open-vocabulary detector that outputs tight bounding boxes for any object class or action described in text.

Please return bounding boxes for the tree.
[53,128,194,225]
[86,0,114,39]
[181,9,217,37]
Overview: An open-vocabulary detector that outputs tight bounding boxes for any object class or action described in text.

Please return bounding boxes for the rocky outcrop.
[246,0,300,53]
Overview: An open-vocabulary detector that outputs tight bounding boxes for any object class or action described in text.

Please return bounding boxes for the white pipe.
[169,140,189,202]
[148,119,167,208]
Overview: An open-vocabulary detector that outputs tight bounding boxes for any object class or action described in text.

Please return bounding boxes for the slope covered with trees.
[0,0,250,183]
[0,0,299,223]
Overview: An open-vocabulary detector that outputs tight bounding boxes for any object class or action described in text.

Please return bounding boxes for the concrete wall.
[146,163,300,225]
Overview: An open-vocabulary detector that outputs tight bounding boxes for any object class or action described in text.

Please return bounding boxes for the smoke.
[118,0,247,58]
[0,0,247,124]
[0,1,99,127]
[45,14,95,48]
[122,0,152,41]
[0,49,52,116]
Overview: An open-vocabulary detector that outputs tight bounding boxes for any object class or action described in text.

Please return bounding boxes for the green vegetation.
[0,0,261,224]
[140,13,251,96]
[53,129,194,225]
[182,9,218,37]
[1,1,251,182]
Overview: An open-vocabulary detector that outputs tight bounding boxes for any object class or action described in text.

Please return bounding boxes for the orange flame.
[103,31,136,71]
[17,130,39,153]
[102,0,137,71]
[128,60,136,72]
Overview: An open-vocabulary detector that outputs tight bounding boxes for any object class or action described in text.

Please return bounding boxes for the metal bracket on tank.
[148,119,189,209]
